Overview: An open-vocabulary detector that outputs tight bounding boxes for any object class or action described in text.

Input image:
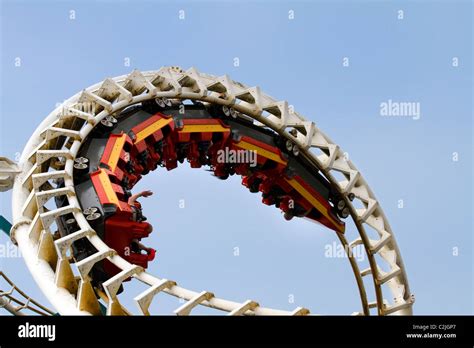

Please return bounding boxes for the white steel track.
[7,66,414,315]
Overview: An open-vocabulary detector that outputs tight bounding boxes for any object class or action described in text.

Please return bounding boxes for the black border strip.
[0,315,472,346]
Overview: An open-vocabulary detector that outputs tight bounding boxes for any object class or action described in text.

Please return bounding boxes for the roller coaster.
[0,66,414,316]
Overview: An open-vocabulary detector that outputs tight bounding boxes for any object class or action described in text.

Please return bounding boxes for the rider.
[128,189,153,222]
[128,190,156,261]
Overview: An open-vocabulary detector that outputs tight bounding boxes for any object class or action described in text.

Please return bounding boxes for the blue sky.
[0,0,472,315]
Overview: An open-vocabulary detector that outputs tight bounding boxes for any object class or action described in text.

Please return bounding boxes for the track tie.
[290,307,310,316]
[54,228,94,258]
[227,300,259,316]
[98,78,133,103]
[79,89,113,112]
[35,186,74,209]
[21,163,39,190]
[45,127,82,141]
[21,189,37,218]
[36,150,72,166]
[39,205,80,230]
[32,170,70,188]
[103,265,143,316]
[134,279,176,315]
[76,249,116,278]
[174,291,214,316]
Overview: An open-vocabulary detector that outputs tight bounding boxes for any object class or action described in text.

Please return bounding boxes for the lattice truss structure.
[3,66,414,316]
[0,272,54,316]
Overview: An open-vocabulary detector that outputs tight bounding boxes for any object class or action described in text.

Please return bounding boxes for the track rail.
[8,66,414,315]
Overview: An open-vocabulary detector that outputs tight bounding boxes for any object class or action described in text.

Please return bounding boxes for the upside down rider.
[128,189,156,261]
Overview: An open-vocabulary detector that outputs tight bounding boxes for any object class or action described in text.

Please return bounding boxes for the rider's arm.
[128,190,153,205]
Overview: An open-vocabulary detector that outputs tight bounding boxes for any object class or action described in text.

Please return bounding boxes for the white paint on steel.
[7,67,413,315]
[0,157,21,192]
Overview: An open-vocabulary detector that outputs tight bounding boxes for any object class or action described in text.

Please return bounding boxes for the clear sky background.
[0,0,472,315]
